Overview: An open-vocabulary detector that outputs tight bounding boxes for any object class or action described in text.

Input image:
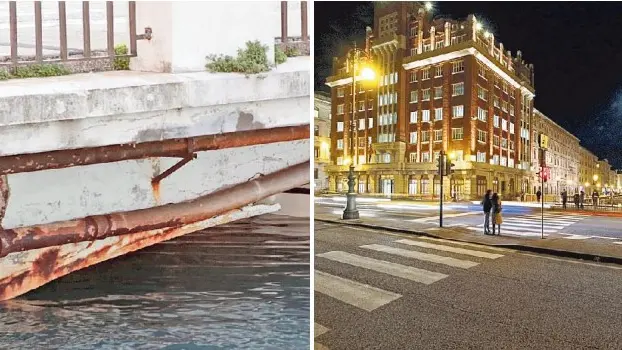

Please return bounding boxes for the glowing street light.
[484,31,491,38]
[359,66,375,81]
[475,22,483,31]
[593,174,599,182]
[424,2,433,11]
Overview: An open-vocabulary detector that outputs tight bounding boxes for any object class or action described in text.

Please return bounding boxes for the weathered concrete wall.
[0,57,309,157]
[0,56,310,228]
[131,1,309,73]
[2,140,309,229]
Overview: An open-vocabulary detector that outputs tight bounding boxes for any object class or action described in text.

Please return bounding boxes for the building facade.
[531,109,580,195]
[314,92,331,192]
[325,2,535,200]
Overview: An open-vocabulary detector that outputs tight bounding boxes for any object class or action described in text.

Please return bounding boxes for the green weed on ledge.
[207,41,288,75]
[0,64,71,80]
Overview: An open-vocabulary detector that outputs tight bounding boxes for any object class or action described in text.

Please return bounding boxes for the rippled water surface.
[0,215,310,349]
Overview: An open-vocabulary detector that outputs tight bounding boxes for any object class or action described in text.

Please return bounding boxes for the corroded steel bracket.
[0,161,309,258]
[151,154,196,185]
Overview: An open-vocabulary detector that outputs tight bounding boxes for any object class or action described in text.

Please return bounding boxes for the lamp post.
[343,46,375,220]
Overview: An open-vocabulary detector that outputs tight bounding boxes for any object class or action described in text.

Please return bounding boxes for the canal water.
[0,214,310,349]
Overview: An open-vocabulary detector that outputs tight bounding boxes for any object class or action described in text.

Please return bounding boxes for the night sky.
[314,1,622,169]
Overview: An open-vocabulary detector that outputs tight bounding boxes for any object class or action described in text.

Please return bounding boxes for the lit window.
[435,66,443,77]
[477,129,487,143]
[422,152,431,162]
[494,135,500,147]
[368,118,374,128]
[452,82,464,96]
[452,60,464,74]
[409,152,418,163]
[422,131,430,142]
[410,132,418,143]
[359,119,365,130]
[422,68,430,80]
[337,121,344,132]
[337,88,344,97]
[494,115,500,128]
[477,107,487,122]
[478,85,487,101]
[434,129,442,141]
[410,90,418,103]
[410,71,417,82]
[337,139,344,150]
[452,105,464,118]
[478,64,486,79]
[502,119,508,131]
[410,111,418,123]
[434,86,443,99]
[477,151,487,163]
[510,122,515,134]
[452,127,464,140]
[337,104,344,115]
[422,110,430,122]
[422,89,431,101]
[435,108,443,121]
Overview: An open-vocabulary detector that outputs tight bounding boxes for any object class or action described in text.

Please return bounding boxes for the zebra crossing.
[315,236,508,317]
[465,212,587,237]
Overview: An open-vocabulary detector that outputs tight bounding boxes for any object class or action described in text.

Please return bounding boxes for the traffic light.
[437,153,444,176]
[445,159,455,176]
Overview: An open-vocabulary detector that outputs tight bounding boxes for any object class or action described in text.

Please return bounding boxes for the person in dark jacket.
[573,193,580,209]
[481,190,492,235]
[491,192,502,235]
[536,190,542,202]
[580,191,585,209]
[561,190,568,209]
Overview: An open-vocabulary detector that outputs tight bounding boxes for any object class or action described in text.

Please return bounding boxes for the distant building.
[314,92,331,192]
[532,109,580,195]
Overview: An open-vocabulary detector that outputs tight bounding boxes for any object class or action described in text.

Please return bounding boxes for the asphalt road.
[314,221,622,349]
[315,197,622,240]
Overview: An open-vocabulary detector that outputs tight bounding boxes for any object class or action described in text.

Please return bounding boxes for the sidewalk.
[315,213,622,265]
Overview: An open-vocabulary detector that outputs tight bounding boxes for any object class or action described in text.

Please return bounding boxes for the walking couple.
[481,190,502,235]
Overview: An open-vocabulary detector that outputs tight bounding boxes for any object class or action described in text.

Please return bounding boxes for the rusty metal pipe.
[0,125,309,175]
[0,161,309,258]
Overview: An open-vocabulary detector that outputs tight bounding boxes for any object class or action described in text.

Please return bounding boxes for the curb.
[316,218,622,266]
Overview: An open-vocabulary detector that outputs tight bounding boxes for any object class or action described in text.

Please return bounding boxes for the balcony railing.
[277,1,309,56]
[0,1,148,73]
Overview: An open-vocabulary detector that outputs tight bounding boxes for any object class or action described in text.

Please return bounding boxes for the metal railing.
[277,1,309,55]
[1,1,149,73]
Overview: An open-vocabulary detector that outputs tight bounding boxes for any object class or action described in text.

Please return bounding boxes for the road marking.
[395,239,504,259]
[417,236,512,252]
[520,253,622,270]
[490,221,566,229]
[317,251,448,284]
[561,235,592,240]
[614,241,622,245]
[361,244,479,269]
[315,343,330,350]
[314,271,401,312]
[469,225,558,233]
[410,211,478,223]
[315,323,330,338]
[466,227,549,237]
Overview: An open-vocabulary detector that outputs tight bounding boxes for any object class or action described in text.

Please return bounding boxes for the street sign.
[538,133,549,149]
[539,166,550,182]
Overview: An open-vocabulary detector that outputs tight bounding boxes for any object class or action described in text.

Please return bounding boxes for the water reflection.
[0,215,310,349]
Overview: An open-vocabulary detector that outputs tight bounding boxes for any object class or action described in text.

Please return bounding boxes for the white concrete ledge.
[0,56,310,156]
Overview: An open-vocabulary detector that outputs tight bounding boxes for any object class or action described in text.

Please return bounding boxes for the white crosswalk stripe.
[317,251,448,284]
[315,271,401,312]
[361,244,479,269]
[315,323,330,338]
[395,239,505,259]
[315,237,506,317]
[466,214,586,237]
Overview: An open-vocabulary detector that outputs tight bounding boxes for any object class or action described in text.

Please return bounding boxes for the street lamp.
[343,46,375,220]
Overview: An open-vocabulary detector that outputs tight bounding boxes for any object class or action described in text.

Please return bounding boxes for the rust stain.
[0,207,257,301]
[0,174,9,229]
[0,161,308,258]
[151,181,161,205]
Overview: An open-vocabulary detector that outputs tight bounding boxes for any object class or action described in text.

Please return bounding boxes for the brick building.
[325,2,536,199]
[314,92,332,192]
